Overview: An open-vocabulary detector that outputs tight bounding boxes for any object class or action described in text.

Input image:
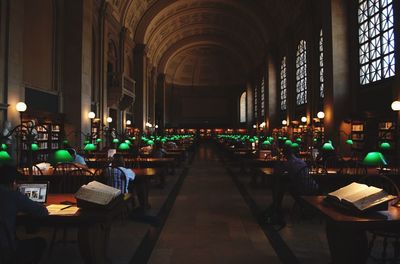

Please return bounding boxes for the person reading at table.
[109,154,135,193]
[66,148,87,167]
[151,141,167,158]
[0,165,48,264]
[262,145,319,227]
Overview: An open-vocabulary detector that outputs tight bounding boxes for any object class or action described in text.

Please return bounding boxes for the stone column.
[133,44,147,131]
[156,73,166,131]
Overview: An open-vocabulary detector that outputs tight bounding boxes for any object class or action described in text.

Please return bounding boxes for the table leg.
[326,220,368,264]
[78,223,111,264]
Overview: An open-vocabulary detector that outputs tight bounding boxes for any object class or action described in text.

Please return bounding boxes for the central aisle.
[148,143,280,264]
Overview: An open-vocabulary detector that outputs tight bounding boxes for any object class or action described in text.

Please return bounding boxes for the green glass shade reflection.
[380,142,391,150]
[322,142,335,151]
[1,143,7,150]
[363,152,387,166]
[84,143,96,151]
[345,139,353,145]
[112,138,119,144]
[54,150,74,163]
[118,142,130,150]
[30,143,39,151]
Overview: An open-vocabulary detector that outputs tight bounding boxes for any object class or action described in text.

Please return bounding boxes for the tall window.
[296,40,307,105]
[254,84,258,119]
[260,76,265,117]
[358,0,395,85]
[319,30,325,98]
[240,91,246,123]
[280,57,287,111]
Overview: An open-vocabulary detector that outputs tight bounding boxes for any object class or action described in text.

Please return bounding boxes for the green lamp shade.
[345,139,353,145]
[31,143,39,151]
[291,143,300,149]
[161,138,167,143]
[282,137,287,141]
[118,142,130,150]
[249,138,255,143]
[125,140,131,144]
[147,140,154,145]
[84,143,96,151]
[262,140,271,145]
[296,138,302,143]
[1,143,7,150]
[54,150,74,163]
[0,150,11,162]
[284,140,292,146]
[380,142,391,150]
[363,152,387,166]
[84,140,90,145]
[313,138,317,142]
[112,138,119,144]
[278,136,282,140]
[96,138,103,143]
[62,140,69,145]
[322,142,335,151]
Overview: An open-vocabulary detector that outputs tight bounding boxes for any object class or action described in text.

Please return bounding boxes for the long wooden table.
[303,196,400,264]
[18,193,130,264]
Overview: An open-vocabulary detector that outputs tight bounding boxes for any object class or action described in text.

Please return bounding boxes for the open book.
[327,182,396,211]
[75,181,121,206]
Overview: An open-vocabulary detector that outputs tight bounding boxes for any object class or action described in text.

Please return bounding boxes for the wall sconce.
[155,125,159,129]
[126,120,131,126]
[260,122,266,128]
[391,101,400,111]
[282,120,287,126]
[145,122,152,128]
[107,117,112,123]
[88,112,95,119]
[301,116,307,123]
[253,124,257,129]
[317,111,325,119]
[16,102,27,113]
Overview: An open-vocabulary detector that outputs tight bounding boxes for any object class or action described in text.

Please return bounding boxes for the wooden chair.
[361,175,400,263]
[20,165,44,176]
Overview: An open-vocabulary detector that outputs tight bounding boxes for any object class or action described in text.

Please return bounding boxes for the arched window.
[240,92,247,123]
[319,30,324,98]
[260,76,265,117]
[358,0,395,84]
[296,40,307,105]
[280,57,287,111]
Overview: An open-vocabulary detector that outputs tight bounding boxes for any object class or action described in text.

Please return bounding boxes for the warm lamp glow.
[16,102,27,112]
[107,117,112,123]
[126,120,131,126]
[391,101,400,111]
[282,120,287,126]
[260,122,266,128]
[317,111,325,119]
[88,112,95,119]
[301,116,307,123]
[155,125,159,129]
[252,124,257,129]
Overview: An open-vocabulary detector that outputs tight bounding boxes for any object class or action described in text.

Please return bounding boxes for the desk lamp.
[380,142,391,150]
[84,143,96,151]
[346,139,353,145]
[0,150,11,164]
[362,152,387,167]
[322,142,335,151]
[31,143,39,151]
[118,142,130,150]
[54,149,74,163]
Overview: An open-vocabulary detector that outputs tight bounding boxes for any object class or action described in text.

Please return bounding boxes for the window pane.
[280,57,287,110]
[296,40,307,105]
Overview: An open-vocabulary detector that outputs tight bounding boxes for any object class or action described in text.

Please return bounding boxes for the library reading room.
[0,0,400,263]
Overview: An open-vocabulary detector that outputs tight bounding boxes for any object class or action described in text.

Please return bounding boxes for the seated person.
[107,154,135,193]
[151,142,167,158]
[263,145,319,226]
[66,148,87,167]
[164,141,178,150]
[0,165,48,264]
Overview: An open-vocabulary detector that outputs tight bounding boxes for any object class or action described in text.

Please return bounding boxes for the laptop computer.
[18,182,49,203]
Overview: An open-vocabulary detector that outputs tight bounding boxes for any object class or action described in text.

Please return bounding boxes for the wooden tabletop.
[302,196,400,228]
[259,167,274,175]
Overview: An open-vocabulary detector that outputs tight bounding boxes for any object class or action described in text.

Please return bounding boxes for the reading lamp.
[84,143,96,151]
[118,142,130,150]
[362,152,387,166]
[54,149,74,163]
[345,139,354,145]
[0,150,12,164]
[380,142,391,150]
[284,139,292,146]
[291,142,300,149]
[263,140,271,146]
[31,143,39,151]
[1,143,7,150]
[112,138,119,144]
[322,142,335,151]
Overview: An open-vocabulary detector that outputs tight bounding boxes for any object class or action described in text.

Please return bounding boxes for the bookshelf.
[21,112,64,163]
[351,121,365,152]
[378,120,396,151]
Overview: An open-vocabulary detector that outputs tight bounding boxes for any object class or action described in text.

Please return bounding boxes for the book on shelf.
[325,182,396,212]
[75,181,121,207]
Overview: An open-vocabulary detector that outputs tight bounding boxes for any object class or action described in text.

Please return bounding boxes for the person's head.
[0,165,20,188]
[112,153,125,167]
[282,145,297,159]
[66,148,77,158]
[154,141,163,150]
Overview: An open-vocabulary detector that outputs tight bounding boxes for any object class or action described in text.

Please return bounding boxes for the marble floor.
[148,143,280,264]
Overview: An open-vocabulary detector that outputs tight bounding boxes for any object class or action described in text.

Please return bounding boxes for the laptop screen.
[18,182,48,203]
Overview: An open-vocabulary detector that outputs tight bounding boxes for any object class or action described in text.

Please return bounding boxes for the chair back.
[101,166,127,193]
[20,165,43,176]
[60,168,94,193]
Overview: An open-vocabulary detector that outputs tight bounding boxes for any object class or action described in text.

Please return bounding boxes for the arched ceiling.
[106,0,310,86]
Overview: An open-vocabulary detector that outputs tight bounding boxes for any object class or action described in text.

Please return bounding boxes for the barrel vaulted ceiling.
[107,0,309,86]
